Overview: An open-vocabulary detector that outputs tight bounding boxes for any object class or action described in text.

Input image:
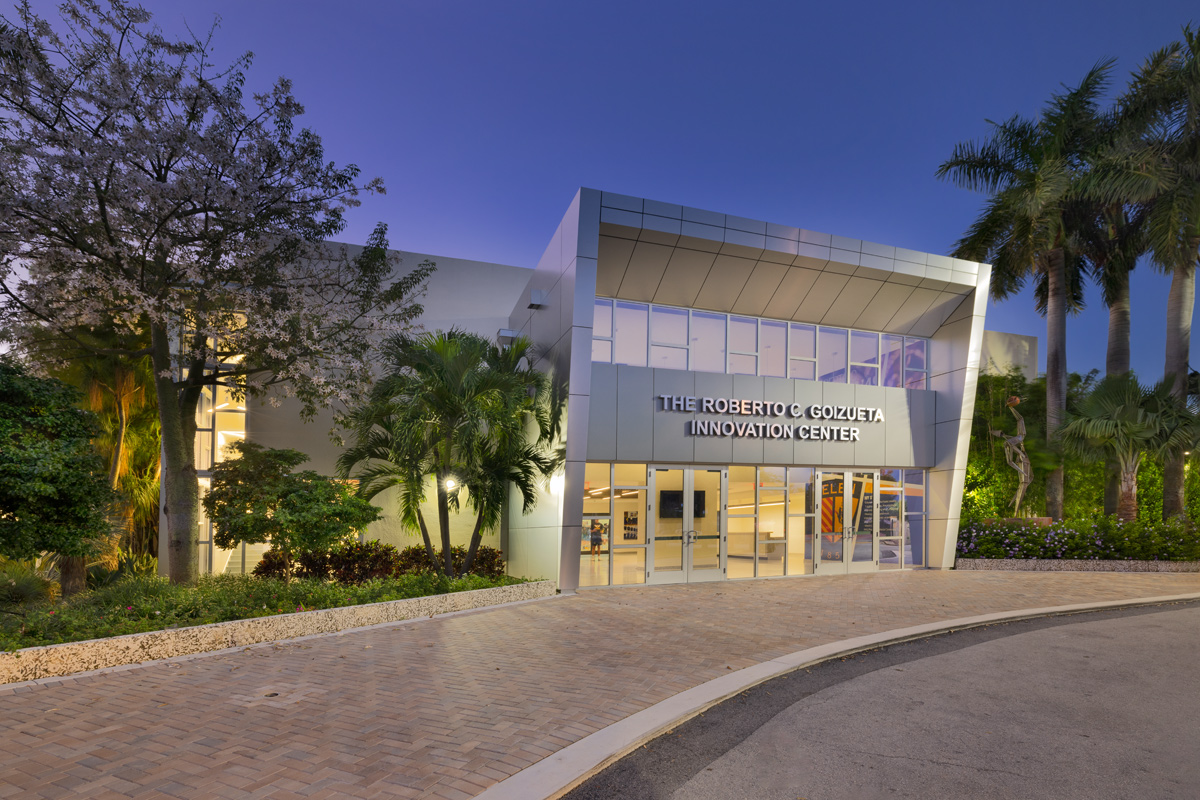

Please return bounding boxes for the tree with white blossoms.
[0,1,433,583]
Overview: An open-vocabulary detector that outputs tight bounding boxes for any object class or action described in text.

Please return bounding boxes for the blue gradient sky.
[23,0,1200,378]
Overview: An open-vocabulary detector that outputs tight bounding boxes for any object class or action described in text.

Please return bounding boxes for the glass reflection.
[818,327,847,383]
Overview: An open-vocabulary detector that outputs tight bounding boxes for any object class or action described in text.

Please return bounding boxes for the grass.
[0,572,525,652]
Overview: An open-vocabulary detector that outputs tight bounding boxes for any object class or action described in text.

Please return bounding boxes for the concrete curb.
[0,579,557,685]
[955,558,1200,573]
[475,590,1200,800]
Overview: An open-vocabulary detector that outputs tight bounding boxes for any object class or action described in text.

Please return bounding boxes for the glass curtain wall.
[592,299,928,387]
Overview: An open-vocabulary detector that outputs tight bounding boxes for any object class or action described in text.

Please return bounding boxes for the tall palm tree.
[1059,373,1195,521]
[937,60,1114,520]
[338,331,560,577]
[1096,27,1200,517]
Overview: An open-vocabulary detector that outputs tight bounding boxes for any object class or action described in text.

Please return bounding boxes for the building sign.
[657,394,884,441]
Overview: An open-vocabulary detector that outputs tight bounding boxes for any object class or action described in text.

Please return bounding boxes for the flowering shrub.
[956,515,1200,562]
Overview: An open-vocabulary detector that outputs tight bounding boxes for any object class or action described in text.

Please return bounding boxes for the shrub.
[395,544,507,578]
[0,559,59,607]
[327,541,403,584]
[956,515,1200,562]
[87,553,158,589]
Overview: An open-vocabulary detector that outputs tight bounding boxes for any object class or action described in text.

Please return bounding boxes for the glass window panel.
[727,516,756,579]
[818,327,848,383]
[882,334,904,387]
[905,338,927,371]
[760,320,787,377]
[904,469,925,514]
[788,467,815,515]
[729,316,758,353]
[614,463,647,486]
[613,547,646,585]
[651,306,688,346]
[613,301,648,367]
[789,323,816,359]
[194,387,213,427]
[850,330,879,365]
[729,353,757,375]
[583,463,611,515]
[879,537,902,569]
[787,516,814,575]
[905,372,927,390]
[650,345,688,370]
[614,489,647,544]
[759,490,786,577]
[905,514,925,566]
[593,299,613,338]
[580,518,611,587]
[760,466,786,488]
[850,364,879,386]
[592,338,612,363]
[728,466,757,512]
[789,359,816,381]
[689,311,727,373]
[194,430,213,472]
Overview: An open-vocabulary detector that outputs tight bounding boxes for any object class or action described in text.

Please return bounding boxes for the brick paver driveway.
[3,571,1199,800]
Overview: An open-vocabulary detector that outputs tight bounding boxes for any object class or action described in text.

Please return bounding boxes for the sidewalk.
[4,571,1200,800]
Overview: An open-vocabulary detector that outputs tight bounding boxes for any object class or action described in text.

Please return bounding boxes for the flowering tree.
[0,1,432,583]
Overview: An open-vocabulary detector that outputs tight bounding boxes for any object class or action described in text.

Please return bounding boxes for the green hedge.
[0,572,523,651]
[956,516,1200,562]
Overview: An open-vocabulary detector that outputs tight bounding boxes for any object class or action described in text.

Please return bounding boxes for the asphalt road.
[564,601,1200,800]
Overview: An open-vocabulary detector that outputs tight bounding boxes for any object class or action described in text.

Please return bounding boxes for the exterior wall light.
[549,474,564,495]
[445,478,457,490]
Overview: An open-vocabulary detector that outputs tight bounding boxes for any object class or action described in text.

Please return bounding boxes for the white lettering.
[790,403,803,418]
[722,421,735,436]
[702,397,715,413]
[850,427,860,441]
[686,397,696,412]
[715,398,729,414]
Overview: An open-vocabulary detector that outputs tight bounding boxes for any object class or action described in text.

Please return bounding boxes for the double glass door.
[815,471,877,574]
[649,467,725,584]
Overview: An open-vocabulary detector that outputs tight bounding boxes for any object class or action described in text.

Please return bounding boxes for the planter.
[0,579,556,686]
[955,558,1200,573]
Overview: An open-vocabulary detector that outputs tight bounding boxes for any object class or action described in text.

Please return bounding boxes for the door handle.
[683,530,698,545]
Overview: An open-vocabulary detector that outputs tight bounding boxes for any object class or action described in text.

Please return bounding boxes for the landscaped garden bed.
[0,573,555,685]
[955,516,1200,571]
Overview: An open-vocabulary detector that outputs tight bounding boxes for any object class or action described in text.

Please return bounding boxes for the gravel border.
[955,558,1200,573]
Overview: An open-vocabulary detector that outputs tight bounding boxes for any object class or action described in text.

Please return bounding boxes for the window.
[589,299,928,386]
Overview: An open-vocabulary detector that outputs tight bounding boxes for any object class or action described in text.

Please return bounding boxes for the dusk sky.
[24,0,1200,378]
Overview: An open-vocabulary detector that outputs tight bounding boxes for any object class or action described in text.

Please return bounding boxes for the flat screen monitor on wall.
[659,490,707,519]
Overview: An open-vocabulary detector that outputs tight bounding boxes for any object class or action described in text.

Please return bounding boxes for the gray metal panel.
[884,387,915,467]
[819,277,884,327]
[564,393,591,464]
[731,374,765,464]
[793,380,824,464]
[653,247,717,308]
[693,254,757,312]
[911,389,936,467]
[731,261,790,317]
[617,241,674,302]
[693,372,734,464]
[615,365,655,462]
[820,382,856,465]
[886,286,941,333]
[763,376,795,465]
[853,282,915,331]
[852,383,887,466]
[794,272,850,323]
[762,267,821,321]
[652,369,697,463]
[596,235,635,297]
[909,290,971,337]
[587,363,618,462]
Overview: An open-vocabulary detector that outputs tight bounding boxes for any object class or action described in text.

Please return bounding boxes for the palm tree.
[338,331,560,577]
[937,60,1114,520]
[1095,27,1200,517]
[1059,374,1196,521]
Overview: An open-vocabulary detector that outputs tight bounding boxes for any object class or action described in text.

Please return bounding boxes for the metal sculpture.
[990,396,1033,516]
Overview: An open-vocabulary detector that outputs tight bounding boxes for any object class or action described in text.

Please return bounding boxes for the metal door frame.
[815,470,879,574]
[648,466,727,584]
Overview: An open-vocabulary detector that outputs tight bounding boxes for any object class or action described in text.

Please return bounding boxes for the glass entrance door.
[815,471,878,574]
[649,467,726,584]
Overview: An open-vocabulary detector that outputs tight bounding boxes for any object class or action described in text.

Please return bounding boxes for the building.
[980,329,1039,381]
[178,188,992,593]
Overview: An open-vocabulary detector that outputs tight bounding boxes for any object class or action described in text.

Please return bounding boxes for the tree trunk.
[415,510,438,570]
[1162,262,1194,519]
[59,556,87,595]
[1044,250,1067,521]
[462,514,485,576]
[1116,463,1138,522]
[1104,275,1132,515]
[151,323,201,584]
[435,471,453,576]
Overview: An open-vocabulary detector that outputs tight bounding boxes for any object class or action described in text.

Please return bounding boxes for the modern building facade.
[176,188,993,594]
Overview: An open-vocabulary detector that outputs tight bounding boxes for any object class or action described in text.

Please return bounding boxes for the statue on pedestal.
[990,396,1033,516]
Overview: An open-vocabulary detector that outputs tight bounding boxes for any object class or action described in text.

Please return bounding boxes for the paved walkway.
[3,571,1200,800]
